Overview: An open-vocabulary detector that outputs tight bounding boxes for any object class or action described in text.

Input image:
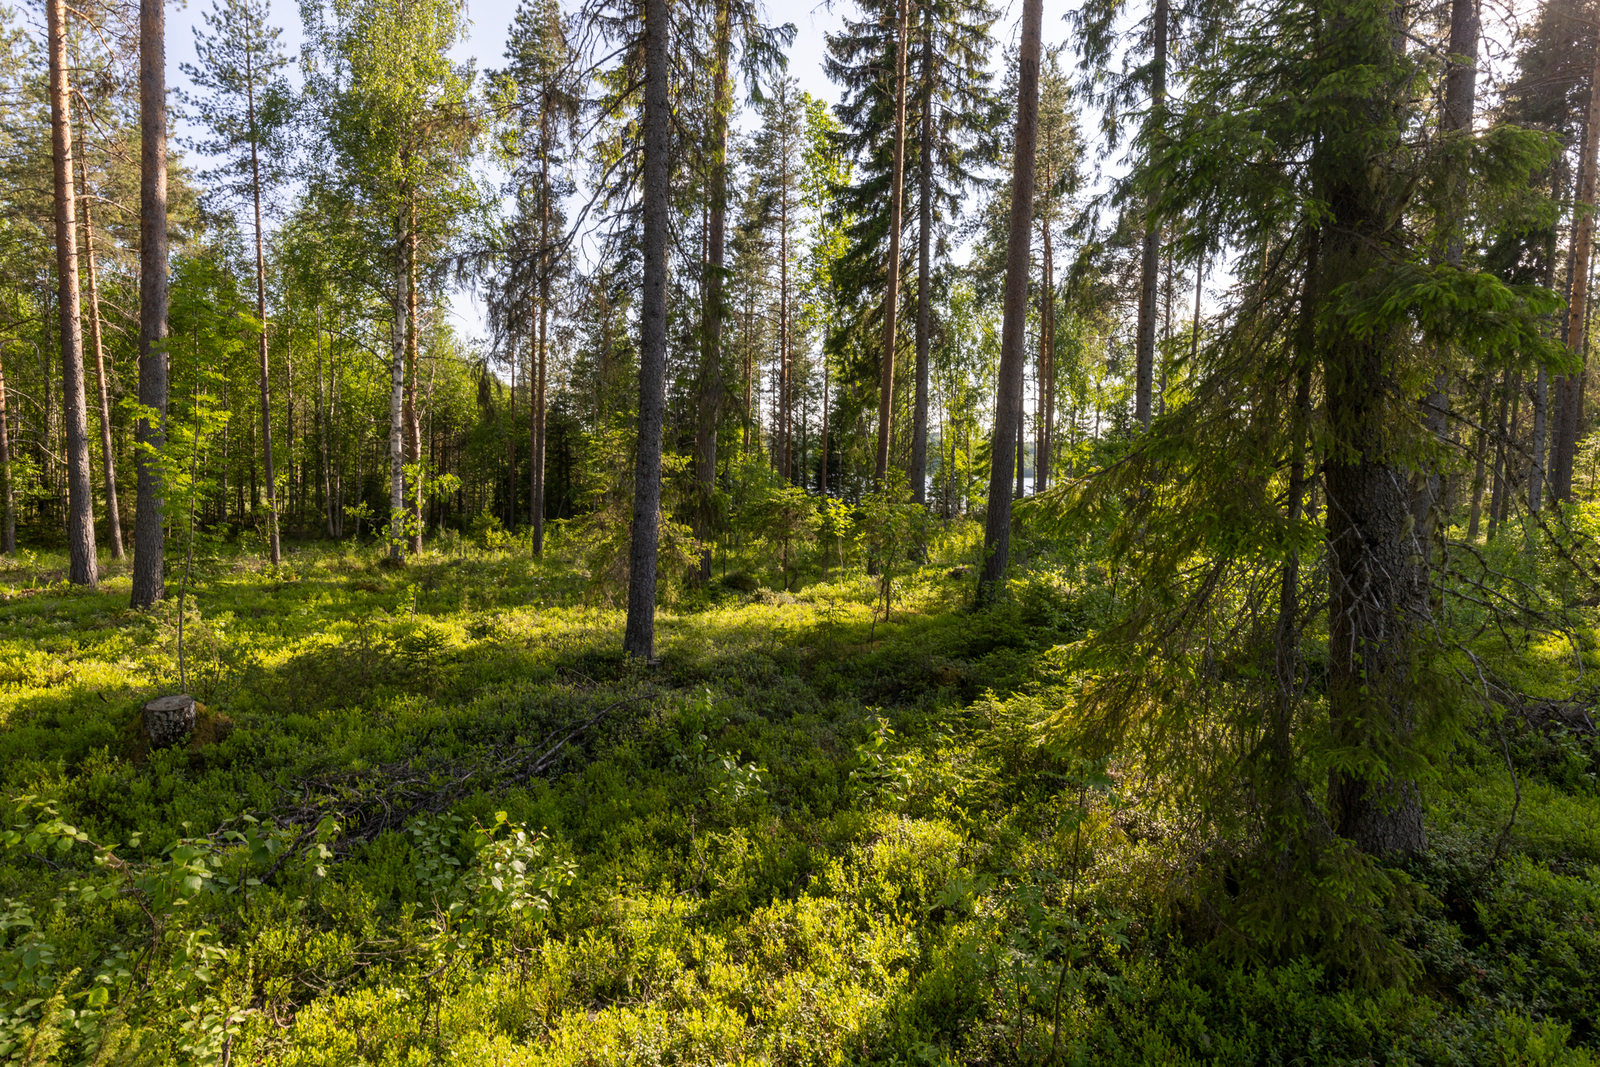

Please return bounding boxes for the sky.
[158,0,1063,343]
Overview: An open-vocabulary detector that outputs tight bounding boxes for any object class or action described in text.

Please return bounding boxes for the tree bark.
[387,219,407,558]
[132,0,169,607]
[78,137,123,558]
[873,0,911,487]
[623,0,670,660]
[780,140,793,482]
[978,0,1042,601]
[0,347,13,554]
[1411,0,1479,536]
[248,67,281,566]
[1037,217,1056,489]
[49,0,97,587]
[820,357,830,495]
[1551,52,1600,503]
[692,0,731,579]
[1467,379,1489,540]
[1488,367,1511,539]
[317,312,334,538]
[1319,1,1426,856]
[406,207,423,552]
[1132,0,1168,430]
[910,10,934,506]
[531,98,552,556]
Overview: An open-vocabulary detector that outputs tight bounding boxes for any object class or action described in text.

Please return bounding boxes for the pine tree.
[183,0,293,566]
[132,0,169,609]
[978,0,1042,601]
[47,0,98,587]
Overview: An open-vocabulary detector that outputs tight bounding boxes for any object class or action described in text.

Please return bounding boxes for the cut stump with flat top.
[142,694,200,750]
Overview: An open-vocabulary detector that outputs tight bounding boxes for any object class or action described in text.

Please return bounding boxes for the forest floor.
[0,531,1598,1065]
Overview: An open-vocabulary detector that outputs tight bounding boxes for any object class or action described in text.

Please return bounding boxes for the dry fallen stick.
[264,695,647,859]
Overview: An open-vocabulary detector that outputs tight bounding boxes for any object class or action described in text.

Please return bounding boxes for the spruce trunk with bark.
[623,0,670,660]
[692,0,731,579]
[1318,9,1427,854]
[1132,0,1168,430]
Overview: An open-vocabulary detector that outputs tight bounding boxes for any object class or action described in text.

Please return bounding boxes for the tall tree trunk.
[1037,217,1056,489]
[132,0,167,607]
[1531,365,1548,515]
[1503,373,1523,527]
[1552,57,1600,502]
[249,72,280,566]
[1411,0,1480,537]
[1319,1,1426,856]
[692,0,731,579]
[317,313,334,538]
[0,348,13,554]
[78,137,123,558]
[1467,380,1489,540]
[624,0,670,660]
[407,207,423,552]
[820,357,829,495]
[533,160,550,554]
[910,11,934,505]
[506,327,517,529]
[873,0,911,487]
[1133,0,1168,429]
[1011,383,1024,502]
[50,0,97,588]
[978,0,1043,601]
[1488,368,1510,539]
[287,340,297,534]
[387,222,406,559]
[780,157,792,482]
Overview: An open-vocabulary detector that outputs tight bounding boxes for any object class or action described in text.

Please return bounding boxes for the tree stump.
[142,694,200,750]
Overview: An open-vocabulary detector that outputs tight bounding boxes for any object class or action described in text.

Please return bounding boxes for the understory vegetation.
[2,518,1597,1065]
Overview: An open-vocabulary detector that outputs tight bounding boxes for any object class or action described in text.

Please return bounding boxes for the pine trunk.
[49,0,98,588]
[250,73,280,566]
[910,13,933,505]
[1551,54,1599,503]
[79,143,123,558]
[132,0,168,608]
[873,0,910,487]
[978,0,1043,600]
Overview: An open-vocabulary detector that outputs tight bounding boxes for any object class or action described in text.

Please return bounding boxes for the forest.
[1,0,1599,1058]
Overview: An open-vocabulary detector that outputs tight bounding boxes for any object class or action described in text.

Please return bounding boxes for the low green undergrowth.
[1,540,1596,1064]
